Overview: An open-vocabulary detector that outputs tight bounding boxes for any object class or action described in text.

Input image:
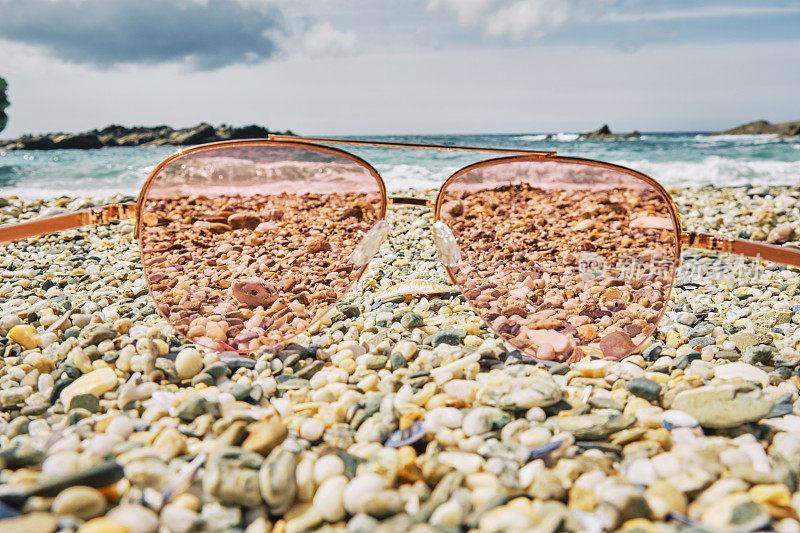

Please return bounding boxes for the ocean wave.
[616,157,800,187]
[693,133,782,144]
[375,163,457,191]
[553,133,580,141]
[513,133,580,142]
[514,134,548,141]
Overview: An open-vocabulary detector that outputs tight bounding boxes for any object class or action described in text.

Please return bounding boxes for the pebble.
[175,348,204,379]
[344,474,385,514]
[78,517,131,533]
[556,412,634,440]
[0,188,798,532]
[259,448,297,515]
[767,223,795,244]
[242,420,287,456]
[313,474,348,521]
[8,324,39,350]
[51,486,106,520]
[106,505,159,533]
[299,418,325,441]
[476,374,561,409]
[0,513,58,533]
[714,361,770,387]
[671,382,774,428]
[59,367,118,408]
[627,377,662,402]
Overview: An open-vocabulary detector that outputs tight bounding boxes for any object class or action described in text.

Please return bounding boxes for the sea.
[0,132,798,198]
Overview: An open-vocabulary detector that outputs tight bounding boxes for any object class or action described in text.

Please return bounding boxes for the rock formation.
[579,125,640,140]
[0,76,8,134]
[716,120,800,136]
[0,123,294,150]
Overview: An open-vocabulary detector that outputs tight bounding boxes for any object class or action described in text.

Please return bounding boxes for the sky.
[0,0,798,137]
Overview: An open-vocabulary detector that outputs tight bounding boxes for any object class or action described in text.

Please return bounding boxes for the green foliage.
[0,76,8,133]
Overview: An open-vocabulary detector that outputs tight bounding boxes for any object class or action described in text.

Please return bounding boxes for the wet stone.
[431,327,467,347]
[294,360,324,379]
[401,312,425,329]
[642,343,663,362]
[627,377,662,402]
[689,322,714,338]
[338,303,361,318]
[390,352,407,371]
[68,393,100,413]
[81,325,117,346]
[175,396,216,422]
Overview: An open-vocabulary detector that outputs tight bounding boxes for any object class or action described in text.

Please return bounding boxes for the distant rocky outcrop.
[715,120,800,137]
[579,124,640,140]
[0,76,8,134]
[0,123,295,150]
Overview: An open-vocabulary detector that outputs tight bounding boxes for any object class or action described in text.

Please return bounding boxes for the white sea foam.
[693,133,782,144]
[376,163,458,191]
[514,134,548,141]
[553,133,579,141]
[513,133,579,142]
[616,157,800,187]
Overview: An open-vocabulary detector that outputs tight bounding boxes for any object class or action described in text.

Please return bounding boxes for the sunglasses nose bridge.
[348,219,390,268]
[388,196,433,208]
[432,220,462,268]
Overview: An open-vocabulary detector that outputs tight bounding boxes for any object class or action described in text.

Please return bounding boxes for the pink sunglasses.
[1,136,796,362]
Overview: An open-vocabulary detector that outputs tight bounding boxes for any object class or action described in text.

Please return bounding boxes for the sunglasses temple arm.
[0,203,137,244]
[682,230,800,267]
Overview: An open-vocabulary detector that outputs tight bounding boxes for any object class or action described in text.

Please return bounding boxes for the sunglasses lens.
[139,144,384,353]
[438,159,679,362]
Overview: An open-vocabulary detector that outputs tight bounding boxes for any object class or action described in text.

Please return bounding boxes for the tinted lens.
[436,159,679,362]
[139,143,385,353]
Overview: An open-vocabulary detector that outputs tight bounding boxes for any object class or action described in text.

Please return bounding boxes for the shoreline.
[1,185,800,531]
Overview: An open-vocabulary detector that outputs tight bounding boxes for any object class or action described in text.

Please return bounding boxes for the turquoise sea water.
[0,132,798,198]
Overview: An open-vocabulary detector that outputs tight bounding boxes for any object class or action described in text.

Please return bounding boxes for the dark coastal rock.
[716,119,800,137]
[0,122,295,150]
[578,124,641,140]
[0,76,8,134]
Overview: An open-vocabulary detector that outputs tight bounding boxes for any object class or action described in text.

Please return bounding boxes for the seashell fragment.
[374,280,456,300]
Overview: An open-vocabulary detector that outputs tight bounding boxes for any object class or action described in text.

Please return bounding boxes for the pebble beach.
[2,185,800,533]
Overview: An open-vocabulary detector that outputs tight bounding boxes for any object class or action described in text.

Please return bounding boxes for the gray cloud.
[0,0,286,70]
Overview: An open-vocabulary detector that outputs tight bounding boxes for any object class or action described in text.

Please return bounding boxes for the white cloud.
[601,5,800,23]
[429,0,587,41]
[300,22,357,57]
[485,0,571,40]
[427,0,498,25]
[429,1,800,44]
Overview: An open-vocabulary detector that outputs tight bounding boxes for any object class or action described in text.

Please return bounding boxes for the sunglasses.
[2,136,796,363]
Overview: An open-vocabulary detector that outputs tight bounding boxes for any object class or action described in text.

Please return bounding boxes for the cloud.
[300,22,357,57]
[0,0,286,70]
[484,0,571,41]
[429,0,587,42]
[601,5,800,23]
[428,0,497,26]
[429,1,800,46]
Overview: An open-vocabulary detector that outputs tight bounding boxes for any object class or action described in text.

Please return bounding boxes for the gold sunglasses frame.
[1,134,798,270]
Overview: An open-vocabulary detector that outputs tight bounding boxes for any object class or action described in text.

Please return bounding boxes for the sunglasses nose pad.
[349,219,390,267]
[433,221,462,267]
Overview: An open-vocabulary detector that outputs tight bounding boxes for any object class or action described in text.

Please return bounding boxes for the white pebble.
[175,348,204,380]
[313,454,345,484]
[300,419,325,442]
[343,473,385,514]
